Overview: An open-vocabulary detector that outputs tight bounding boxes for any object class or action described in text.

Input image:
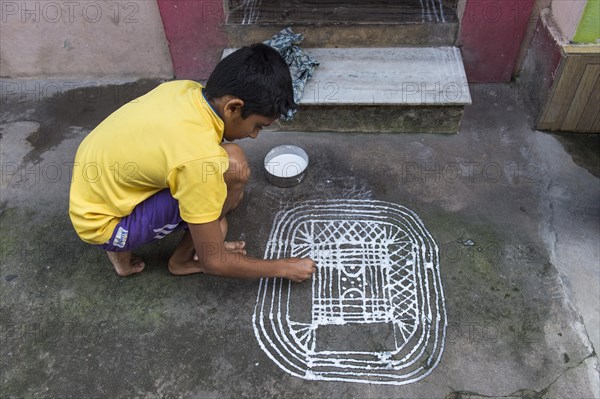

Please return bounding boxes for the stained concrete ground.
[0,80,599,398]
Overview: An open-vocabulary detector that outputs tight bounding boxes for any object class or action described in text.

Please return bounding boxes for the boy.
[69,44,316,282]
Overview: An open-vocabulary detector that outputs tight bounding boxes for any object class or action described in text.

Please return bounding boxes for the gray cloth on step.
[264,27,319,120]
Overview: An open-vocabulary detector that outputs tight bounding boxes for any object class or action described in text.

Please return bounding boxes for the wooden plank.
[576,71,600,132]
[563,44,600,55]
[563,64,600,131]
[538,56,586,129]
[592,109,600,132]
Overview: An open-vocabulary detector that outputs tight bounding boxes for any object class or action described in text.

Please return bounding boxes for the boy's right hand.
[284,258,317,282]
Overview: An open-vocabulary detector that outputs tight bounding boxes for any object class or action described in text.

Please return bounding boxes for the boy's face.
[222,98,276,141]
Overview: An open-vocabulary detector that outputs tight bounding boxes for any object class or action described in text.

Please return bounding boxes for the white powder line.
[438,0,447,23]
[430,0,440,22]
[424,0,432,22]
[242,0,261,25]
[419,0,425,22]
[253,200,447,385]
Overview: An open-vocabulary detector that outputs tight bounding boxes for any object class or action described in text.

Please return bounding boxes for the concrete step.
[223,46,471,133]
[226,23,458,48]
[225,0,458,47]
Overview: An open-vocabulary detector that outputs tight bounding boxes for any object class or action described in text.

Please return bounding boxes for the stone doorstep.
[222,46,471,133]
[222,47,471,106]
[225,23,459,47]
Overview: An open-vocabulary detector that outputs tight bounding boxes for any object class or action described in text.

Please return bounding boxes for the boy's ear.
[223,98,244,119]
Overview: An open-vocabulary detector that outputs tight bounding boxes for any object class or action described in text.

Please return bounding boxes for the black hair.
[204,43,297,119]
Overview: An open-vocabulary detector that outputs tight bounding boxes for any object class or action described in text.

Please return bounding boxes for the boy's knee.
[223,144,251,185]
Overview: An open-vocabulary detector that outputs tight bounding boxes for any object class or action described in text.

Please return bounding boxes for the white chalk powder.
[253,199,446,385]
[266,154,307,177]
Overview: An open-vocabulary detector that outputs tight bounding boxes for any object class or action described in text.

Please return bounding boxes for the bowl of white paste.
[264,145,309,188]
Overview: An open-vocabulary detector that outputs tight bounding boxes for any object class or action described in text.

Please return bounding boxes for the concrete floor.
[1,80,599,398]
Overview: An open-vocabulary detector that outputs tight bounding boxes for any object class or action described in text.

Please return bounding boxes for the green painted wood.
[573,0,600,44]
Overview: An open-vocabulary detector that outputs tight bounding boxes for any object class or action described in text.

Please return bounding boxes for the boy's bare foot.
[106,251,146,277]
[218,217,246,253]
[224,241,246,255]
[220,217,229,238]
[192,241,246,261]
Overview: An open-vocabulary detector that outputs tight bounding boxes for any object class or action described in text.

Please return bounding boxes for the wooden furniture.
[538,45,600,132]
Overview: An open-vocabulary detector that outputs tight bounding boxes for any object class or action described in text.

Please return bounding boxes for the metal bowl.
[264,145,309,188]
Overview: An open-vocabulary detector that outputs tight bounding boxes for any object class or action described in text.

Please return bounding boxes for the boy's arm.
[188,221,316,282]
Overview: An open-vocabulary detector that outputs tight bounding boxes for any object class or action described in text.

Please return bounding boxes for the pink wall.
[157,0,542,83]
[519,9,563,117]
[157,0,227,80]
[459,0,536,82]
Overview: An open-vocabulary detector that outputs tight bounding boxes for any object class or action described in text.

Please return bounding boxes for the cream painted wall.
[0,0,173,78]
[552,0,587,41]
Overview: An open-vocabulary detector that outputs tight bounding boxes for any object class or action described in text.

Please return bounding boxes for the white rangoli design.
[253,200,447,385]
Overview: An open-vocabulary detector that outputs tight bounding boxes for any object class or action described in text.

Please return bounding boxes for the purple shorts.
[99,188,186,252]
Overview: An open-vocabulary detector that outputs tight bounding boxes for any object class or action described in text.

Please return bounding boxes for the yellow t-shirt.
[69,80,229,245]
